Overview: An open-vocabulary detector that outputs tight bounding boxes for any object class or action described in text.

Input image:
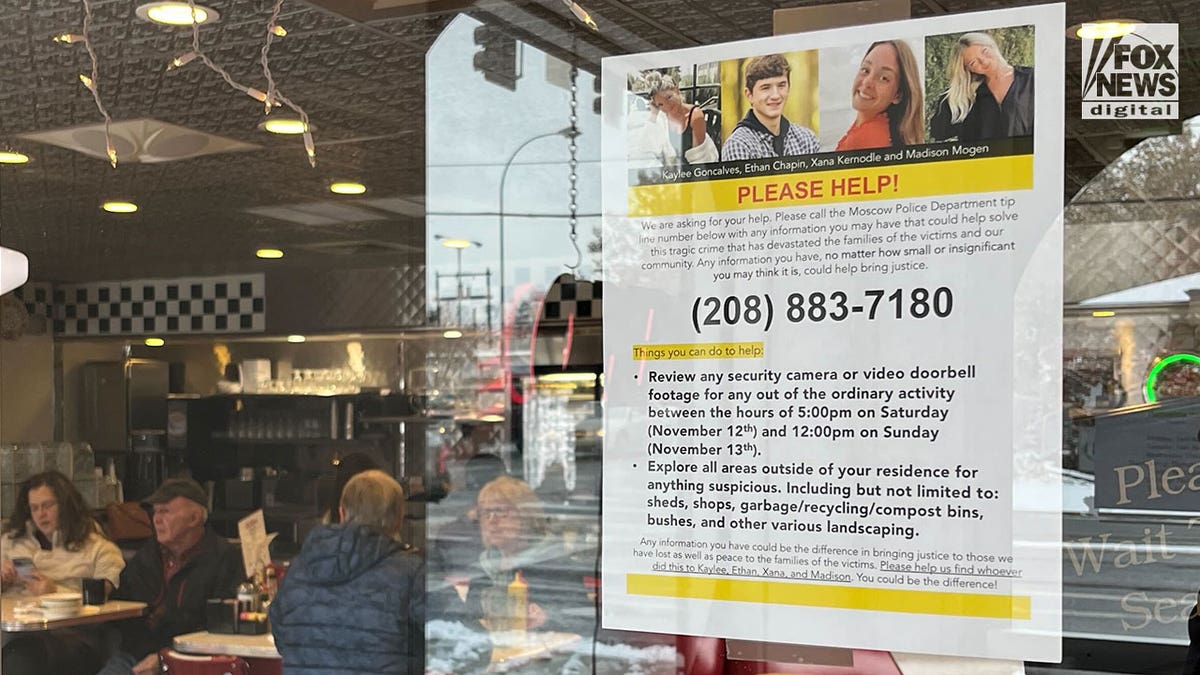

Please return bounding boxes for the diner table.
[173,631,282,675]
[488,630,583,673]
[173,630,280,659]
[0,596,146,632]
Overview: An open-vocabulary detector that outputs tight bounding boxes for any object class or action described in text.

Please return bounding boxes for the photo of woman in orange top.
[836,40,924,151]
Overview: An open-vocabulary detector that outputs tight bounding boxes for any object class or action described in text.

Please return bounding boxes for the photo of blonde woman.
[928,30,1034,142]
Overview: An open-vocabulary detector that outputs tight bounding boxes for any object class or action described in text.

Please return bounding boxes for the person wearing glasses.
[1,471,126,675]
[465,476,580,634]
[930,32,1033,142]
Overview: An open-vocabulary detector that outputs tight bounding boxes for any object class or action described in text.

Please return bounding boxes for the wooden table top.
[1,596,146,632]
[174,630,281,659]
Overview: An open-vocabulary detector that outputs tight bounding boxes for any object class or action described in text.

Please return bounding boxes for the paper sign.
[601,4,1063,661]
[237,510,276,578]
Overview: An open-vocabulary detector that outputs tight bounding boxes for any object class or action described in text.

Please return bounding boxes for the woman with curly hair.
[1,470,124,595]
[1,470,125,675]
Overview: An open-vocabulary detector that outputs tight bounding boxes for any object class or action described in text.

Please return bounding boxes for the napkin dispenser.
[206,598,238,635]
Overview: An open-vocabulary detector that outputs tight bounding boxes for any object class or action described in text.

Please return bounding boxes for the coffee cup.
[81,577,107,606]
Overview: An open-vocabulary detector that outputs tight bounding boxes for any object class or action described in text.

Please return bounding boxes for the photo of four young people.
[626,25,1035,169]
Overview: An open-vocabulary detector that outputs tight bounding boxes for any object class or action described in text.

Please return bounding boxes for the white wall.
[0,335,55,443]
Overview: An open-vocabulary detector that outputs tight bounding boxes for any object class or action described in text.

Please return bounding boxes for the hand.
[24,571,56,596]
[527,602,546,630]
[132,653,160,675]
[0,560,15,586]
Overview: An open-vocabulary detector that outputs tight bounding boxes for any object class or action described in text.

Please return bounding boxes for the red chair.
[246,657,283,675]
[158,648,250,675]
[677,635,727,675]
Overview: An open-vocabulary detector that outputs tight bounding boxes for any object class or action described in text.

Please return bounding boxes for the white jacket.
[1,522,124,595]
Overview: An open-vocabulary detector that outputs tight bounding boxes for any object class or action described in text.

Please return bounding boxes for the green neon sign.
[1144,353,1200,403]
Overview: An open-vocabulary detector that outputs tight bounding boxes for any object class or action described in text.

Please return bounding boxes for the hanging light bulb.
[53,33,85,44]
[166,51,198,71]
[561,0,598,30]
[78,73,95,89]
[303,131,316,167]
[271,24,287,37]
[244,88,281,108]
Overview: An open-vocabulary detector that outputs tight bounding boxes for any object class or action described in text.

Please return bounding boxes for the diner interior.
[0,0,1199,672]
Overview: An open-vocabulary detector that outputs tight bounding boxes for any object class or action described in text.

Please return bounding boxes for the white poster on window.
[601,5,1063,661]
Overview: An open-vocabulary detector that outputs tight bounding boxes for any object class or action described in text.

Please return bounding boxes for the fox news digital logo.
[1082,23,1178,119]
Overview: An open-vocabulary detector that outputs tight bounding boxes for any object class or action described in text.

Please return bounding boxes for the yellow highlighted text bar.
[628,155,1033,217]
[632,342,764,361]
[626,574,1030,620]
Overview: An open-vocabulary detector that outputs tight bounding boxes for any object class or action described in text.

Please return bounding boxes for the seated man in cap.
[270,469,424,674]
[98,478,242,675]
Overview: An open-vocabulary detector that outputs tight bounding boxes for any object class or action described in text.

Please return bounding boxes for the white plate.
[39,592,82,606]
[41,606,82,619]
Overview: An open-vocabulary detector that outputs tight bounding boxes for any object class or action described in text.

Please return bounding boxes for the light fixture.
[561,0,598,30]
[435,235,482,250]
[102,201,138,213]
[443,329,463,339]
[0,151,29,164]
[538,372,598,384]
[272,25,287,37]
[329,181,367,195]
[256,248,284,259]
[136,2,219,26]
[1069,20,1141,40]
[166,51,198,71]
[1091,310,1116,317]
[144,338,165,347]
[286,335,306,343]
[259,118,309,135]
[480,414,505,423]
[0,247,29,295]
[53,33,84,44]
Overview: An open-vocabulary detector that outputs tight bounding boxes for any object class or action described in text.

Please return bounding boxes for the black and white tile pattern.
[540,274,602,322]
[13,274,265,337]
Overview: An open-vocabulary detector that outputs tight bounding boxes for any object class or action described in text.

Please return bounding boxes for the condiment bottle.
[265,565,278,602]
[237,580,259,614]
[507,571,528,632]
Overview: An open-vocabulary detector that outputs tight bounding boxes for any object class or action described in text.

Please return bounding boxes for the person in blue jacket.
[270,470,424,674]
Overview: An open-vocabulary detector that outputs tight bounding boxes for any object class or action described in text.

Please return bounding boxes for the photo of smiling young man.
[721,53,820,160]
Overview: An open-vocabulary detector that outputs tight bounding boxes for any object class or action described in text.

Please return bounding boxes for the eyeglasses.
[478,505,516,521]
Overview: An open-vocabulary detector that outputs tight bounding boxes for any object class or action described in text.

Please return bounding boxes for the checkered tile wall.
[539,274,602,322]
[12,274,265,337]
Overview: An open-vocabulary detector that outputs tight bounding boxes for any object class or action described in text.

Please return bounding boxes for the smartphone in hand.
[11,557,35,581]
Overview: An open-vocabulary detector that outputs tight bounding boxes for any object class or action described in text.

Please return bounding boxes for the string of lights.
[260,0,286,114]
[75,0,117,167]
[257,0,316,166]
[61,0,317,168]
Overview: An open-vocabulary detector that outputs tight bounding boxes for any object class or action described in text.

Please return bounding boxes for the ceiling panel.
[0,0,1195,282]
